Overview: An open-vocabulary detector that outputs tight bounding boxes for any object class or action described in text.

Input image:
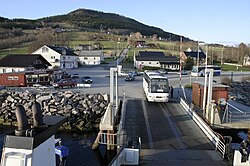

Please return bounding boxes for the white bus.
[143,70,170,102]
[191,65,221,77]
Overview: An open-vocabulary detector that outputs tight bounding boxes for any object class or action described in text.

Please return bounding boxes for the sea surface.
[0,126,115,166]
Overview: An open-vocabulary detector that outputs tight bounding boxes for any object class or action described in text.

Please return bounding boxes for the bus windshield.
[150,79,169,93]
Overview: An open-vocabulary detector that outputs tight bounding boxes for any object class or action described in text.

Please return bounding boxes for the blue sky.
[1,0,249,45]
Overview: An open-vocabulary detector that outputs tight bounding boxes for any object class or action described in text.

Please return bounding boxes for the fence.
[180,97,226,158]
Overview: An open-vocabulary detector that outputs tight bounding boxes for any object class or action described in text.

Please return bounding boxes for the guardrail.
[98,132,117,145]
[117,93,127,147]
[108,137,141,166]
[108,93,141,166]
[222,101,250,123]
[179,98,226,158]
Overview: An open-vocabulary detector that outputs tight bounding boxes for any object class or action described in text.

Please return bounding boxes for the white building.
[134,51,179,70]
[78,50,104,65]
[32,45,78,69]
[243,55,250,66]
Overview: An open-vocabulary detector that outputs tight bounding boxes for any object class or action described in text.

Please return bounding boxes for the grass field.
[221,64,250,71]
[0,47,29,59]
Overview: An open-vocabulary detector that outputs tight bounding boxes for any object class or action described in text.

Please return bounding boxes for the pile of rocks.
[0,90,109,132]
[229,82,250,106]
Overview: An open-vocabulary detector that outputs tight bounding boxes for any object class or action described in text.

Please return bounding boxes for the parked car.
[177,70,189,75]
[71,74,80,78]
[125,74,135,81]
[82,76,93,84]
[129,71,143,76]
[52,79,77,89]
[158,69,168,75]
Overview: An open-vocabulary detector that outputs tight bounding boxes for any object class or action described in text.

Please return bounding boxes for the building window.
[39,74,49,82]
[35,60,42,64]
[42,47,49,53]
[84,57,88,60]
[149,62,151,64]
[51,56,55,59]
[26,75,38,83]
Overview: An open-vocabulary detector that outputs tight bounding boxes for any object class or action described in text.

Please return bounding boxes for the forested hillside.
[0,8,190,50]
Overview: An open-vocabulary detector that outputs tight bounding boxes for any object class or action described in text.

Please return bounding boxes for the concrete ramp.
[140,149,227,166]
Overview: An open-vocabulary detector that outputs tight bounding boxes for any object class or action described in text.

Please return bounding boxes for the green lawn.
[221,64,250,71]
[0,47,29,59]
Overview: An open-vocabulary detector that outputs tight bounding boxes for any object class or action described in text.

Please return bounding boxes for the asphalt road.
[63,65,250,97]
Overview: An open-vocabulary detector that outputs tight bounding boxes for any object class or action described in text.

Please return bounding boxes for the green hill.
[0,8,190,41]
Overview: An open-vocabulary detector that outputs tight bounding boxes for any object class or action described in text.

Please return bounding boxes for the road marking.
[160,103,186,150]
[142,100,154,149]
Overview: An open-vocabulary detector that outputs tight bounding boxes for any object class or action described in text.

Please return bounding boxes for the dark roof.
[47,46,77,56]
[184,51,206,59]
[136,51,179,63]
[78,50,103,57]
[160,61,180,65]
[0,54,51,68]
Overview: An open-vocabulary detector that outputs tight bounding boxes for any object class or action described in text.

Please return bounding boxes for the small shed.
[192,81,229,108]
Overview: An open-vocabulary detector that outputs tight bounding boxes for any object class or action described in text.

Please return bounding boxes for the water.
[0,126,115,166]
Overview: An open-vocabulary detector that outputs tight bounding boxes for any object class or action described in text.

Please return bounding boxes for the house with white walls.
[32,45,78,69]
[78,50,104,65]
[134,51,179,70]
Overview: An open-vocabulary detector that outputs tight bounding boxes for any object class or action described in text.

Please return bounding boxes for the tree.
[152,34,158,43]
[238,43,250,64]
[184,56,194,70]
[28,27,70,52]
[134,32,142,40]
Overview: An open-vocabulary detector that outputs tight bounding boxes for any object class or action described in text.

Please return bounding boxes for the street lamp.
[196,40,200,80]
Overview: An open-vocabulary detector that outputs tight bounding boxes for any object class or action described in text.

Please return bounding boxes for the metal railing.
[222,101,250,123]
[108,137,141,166]
[98,132,117,145]
[180,97,226,158]
[116,93,127,147]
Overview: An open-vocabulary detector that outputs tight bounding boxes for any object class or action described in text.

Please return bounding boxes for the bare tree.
[28,27,70,52]
[152,34,158,43]
[238,43,249,64]
[134,32,142,40]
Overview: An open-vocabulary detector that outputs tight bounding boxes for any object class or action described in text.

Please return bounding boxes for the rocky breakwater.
[229,82,250,106]
[0,90,109,132]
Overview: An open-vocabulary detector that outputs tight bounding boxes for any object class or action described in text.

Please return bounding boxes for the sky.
[1,0,249,45]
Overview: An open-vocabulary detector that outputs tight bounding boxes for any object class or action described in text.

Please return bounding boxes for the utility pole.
[179,36,183,87]
[221,46,224,65]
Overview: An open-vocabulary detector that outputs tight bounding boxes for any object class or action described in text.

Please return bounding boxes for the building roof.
[0,54,51,68]
[78,50,103,57]
[136,51,179,63]
[183,51,206,59]
[47,45,77,56]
